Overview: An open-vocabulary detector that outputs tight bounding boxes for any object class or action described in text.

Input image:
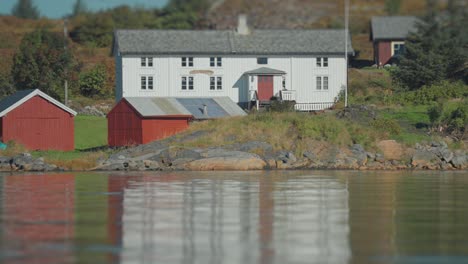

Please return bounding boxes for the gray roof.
[125,97,191,117]
[114,29,354,55]
[0,89,35,114]
[176,98,247,120]
[371,16,420,41]
[244,67,286,75]
[124,97,246,120]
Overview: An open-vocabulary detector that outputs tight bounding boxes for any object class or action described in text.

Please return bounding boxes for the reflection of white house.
[120,173,350,263]
[113,16,354,111]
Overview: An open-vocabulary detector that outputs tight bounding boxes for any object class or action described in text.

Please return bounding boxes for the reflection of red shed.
[107,98,192,147]
[0,89,77,151]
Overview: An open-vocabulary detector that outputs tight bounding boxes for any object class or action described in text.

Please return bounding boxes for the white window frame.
[140,75,154,90]
[317,57,329,67]
[316,76,329,91]
[210,57,222,67]
[141,57,153,67]
[392,41,405,56]
[182,57,194,67]
[210,76,223,90]
[211,76,222,90]
[181,76,194,90]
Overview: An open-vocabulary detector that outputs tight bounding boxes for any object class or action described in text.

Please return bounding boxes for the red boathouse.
[107,97,192,147]
[108,97,247,147]
[0,89,77,151]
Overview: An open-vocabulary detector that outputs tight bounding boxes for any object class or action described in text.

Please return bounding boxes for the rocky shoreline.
[0,153,64,172]
[93,137,467,172]
[1,138,466,173]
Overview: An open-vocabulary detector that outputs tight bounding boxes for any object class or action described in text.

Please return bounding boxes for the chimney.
[237,14,250,35]
[203,104,208,117]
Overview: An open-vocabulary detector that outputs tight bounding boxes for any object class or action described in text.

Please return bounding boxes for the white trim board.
[0,89,77,117]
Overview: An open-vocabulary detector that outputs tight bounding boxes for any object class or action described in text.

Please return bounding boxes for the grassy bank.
[176,110,436,157]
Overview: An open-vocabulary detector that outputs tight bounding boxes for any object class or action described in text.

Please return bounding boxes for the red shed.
[0,89,77,151]
[108,97,247,147]
[107,97,192,147]
[371,16,419,66]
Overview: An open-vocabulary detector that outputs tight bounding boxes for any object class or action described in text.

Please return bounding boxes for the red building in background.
[0,89,77,151]
[371,16,419,66]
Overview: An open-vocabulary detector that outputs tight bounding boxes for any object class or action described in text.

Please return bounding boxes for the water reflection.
[0,171,467,264]
[119,172,350,264]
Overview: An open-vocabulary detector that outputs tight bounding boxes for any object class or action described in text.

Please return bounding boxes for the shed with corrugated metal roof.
[107,97,246,147]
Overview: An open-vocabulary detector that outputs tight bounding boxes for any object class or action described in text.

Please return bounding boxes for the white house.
[113,16,354,111]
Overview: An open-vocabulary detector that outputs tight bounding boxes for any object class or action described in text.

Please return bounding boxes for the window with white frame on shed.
[141,57,153,67]
[210,57,222,67]
[210,76,223,90]
[140,76,154,90]
[316,76,329,90]
[181,76,194,90]
[316,57,328,67]
[182,57,194,67]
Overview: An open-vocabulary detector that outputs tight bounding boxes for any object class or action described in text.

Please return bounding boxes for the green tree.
[0,73,15,98]
[72,0,88,16]
[79,64,107,98]
[11,28,78,100]
[11,0,40,19]
[391,3,467,90]
[385,0,401,15]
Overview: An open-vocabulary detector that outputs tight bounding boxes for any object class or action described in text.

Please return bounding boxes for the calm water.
[0,171,467,264]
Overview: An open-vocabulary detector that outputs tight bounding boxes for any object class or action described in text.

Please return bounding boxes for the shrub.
[371,118,402,135]
[79,64,107,98]
[392,81,467,105]
[427,101,467,140]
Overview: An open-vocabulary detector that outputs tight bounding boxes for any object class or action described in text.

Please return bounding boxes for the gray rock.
[451,154,467,169]
[438,148,454,163]
[286,152,297,163]
[375,154,385,163]
[350,144,365,153]
[79,105,105,117]
[238,141,273,154]
[412,149,440,169]
[303,151,316,160]
[366,152,376,160]
[174,149,202,160]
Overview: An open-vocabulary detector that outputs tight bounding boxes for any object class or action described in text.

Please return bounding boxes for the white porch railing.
[280,90,296,101]
[295,102,335,111]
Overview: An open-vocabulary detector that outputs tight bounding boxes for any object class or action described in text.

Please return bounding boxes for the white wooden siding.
[116,55,347,110]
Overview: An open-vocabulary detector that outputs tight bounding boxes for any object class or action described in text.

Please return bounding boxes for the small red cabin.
[107,98,192,147]
[371,16,419,66]
[0,89,77,151]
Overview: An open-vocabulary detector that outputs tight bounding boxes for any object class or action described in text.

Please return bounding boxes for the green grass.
[75,115,107,150]
[379,105,432,145]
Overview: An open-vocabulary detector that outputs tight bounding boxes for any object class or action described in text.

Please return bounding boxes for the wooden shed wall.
[377,41,392,66]
[107,100,143,147]
[141,117,190,144]
[1,96,74,151]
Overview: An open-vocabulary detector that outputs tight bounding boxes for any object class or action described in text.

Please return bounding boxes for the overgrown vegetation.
[11,28,79,100]
[178,112,388,154]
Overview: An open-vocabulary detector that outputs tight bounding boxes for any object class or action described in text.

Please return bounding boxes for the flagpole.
[344,0,349,108]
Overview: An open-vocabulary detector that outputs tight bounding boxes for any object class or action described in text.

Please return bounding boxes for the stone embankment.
[94,137,467,171]
[0,153,63,172]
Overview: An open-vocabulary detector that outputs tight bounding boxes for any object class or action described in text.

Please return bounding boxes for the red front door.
[257,75,274,101]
